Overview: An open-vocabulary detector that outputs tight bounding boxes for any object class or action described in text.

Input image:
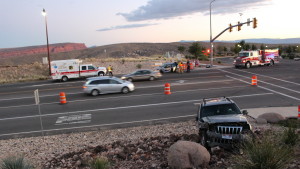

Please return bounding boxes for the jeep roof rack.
[202,96,230,104]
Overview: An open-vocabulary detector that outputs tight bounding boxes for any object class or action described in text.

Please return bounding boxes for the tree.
[233,43,242,54]
[188,42,206,60]
[260,44,266,50]
[177,46,186,54]
[251,44,257,50]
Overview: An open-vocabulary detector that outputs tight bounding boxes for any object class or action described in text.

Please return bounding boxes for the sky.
[1,0,299,49]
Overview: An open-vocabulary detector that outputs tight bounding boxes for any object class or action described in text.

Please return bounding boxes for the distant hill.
[0,43,87,58]
[0,39,297,66]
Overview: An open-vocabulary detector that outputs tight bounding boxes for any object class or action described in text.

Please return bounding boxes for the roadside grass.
[88,156,111,169]
[0,155,34,169]
[232,125,298,169]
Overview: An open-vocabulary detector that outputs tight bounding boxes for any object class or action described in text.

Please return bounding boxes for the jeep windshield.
[201,103,241,118]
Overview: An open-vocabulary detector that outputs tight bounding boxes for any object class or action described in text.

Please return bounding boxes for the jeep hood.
[202,114,247,124]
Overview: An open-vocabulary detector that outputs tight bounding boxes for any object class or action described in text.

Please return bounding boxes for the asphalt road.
[0,59,299,139]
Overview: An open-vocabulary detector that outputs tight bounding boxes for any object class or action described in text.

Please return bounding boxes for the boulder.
[167,141,210,169]
[257,112,285,123]
[256,117,268,124]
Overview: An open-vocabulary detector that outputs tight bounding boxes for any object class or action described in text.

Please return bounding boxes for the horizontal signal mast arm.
[211,20,253,43]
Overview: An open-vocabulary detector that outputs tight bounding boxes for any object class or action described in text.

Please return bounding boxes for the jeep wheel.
[199,130,208,148]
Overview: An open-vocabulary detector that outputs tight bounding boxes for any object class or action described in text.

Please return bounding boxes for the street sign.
[34,89,40,105]
[247,18,250,26]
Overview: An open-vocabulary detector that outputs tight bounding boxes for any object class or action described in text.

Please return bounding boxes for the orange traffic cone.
[59,92,67,104]
[298,105,300,120]
[164,83,171,95]
[251,75,257,86]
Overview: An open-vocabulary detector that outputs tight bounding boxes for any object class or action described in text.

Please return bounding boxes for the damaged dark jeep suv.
[196,97,253,149]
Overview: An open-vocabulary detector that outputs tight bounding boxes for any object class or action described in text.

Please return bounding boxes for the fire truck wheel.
[245,62,251,69]
[61,76,68,82]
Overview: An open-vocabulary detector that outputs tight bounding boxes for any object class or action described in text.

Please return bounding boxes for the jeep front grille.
[217,126,243,134]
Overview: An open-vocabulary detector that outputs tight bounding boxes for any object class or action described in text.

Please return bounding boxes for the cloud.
[117,0,271,21]
[97,23,158,31]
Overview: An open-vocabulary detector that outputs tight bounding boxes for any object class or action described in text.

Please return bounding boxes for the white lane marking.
[20,81,84,88]
[0,114,196,137]
[55,114,91,125]
[234,69,300,86]
[220,69,300,94]
[0,85,247,109]
[0,79,232,102]
[137,79,234,89]
[226,75,300,101]
[0,92,273,121]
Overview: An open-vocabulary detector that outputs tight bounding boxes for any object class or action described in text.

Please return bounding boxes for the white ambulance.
[51,59,107,82]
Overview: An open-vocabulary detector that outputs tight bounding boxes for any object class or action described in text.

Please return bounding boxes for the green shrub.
[233,135,293,169]
[136,64,142,69]
[89,157,110,169]
[282,126,299,146]
[0,156,34,169]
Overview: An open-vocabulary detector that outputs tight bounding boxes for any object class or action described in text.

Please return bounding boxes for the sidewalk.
[246,106,298,119]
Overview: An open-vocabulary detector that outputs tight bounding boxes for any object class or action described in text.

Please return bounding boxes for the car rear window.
[88,79,110,85]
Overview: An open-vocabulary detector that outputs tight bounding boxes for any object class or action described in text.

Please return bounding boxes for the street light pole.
[210,0,216,67]
[42,9,51,76]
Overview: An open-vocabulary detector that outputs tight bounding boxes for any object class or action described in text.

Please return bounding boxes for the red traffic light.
[229,24,232,32]
[253,17,257,29]
[237,22,241,31]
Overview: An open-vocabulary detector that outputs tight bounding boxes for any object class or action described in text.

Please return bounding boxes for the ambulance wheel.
[98,72,105,76]
[61,76,68,82]
[245,62,251,69]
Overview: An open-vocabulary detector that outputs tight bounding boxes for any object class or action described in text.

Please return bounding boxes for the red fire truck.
[233,49,280,69]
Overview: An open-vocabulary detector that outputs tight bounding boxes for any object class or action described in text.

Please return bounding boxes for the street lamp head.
[42,8,47,16]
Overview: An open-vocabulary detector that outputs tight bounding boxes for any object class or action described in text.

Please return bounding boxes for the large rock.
[257,112,285,123]
[167,141,210,169]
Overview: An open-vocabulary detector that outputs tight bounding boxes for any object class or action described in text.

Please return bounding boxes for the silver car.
[121,69,162,82]
[83,76,135,96]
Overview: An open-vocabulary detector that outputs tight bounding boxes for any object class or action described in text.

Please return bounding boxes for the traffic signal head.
[238,22,241,31]
[253,17,257,29]
[229,24,232,32]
